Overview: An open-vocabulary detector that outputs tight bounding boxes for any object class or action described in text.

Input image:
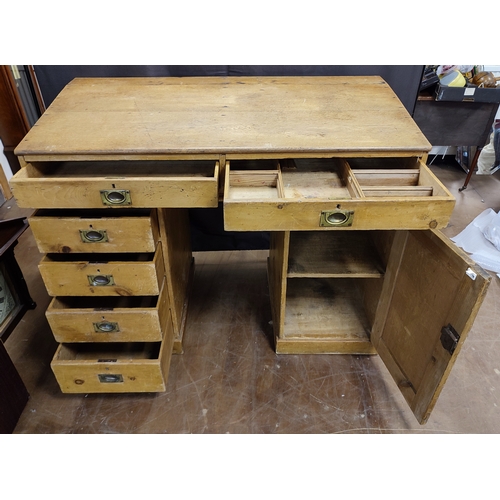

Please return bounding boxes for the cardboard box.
[435,84,500,103]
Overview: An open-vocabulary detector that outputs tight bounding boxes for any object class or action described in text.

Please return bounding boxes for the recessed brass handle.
[80,229,108,243]
[93,321,119,333]
[98,374,123,383]
[320,209,354,227]
[88,274,115,286]
[100,189,131,206]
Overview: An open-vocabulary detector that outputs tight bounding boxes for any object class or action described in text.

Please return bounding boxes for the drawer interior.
[226,170,282,200]
[22,160,217,179]
[227,157,449,200]
[346,157,444,197]
[32,208,153,218]
[50,295,158,310]
[41,251,155,263]
[55,342,161,361]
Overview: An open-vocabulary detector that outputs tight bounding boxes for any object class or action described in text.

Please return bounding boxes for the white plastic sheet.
[451,208,500,275]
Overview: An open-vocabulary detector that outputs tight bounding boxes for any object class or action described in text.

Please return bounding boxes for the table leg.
[459,147,482,192]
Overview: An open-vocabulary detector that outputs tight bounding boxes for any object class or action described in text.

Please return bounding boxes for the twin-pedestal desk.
[10,76,490,424]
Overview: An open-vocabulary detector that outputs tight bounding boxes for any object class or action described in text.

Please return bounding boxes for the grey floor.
[3,157,500,434]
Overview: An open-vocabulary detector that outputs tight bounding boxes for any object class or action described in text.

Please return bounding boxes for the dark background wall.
[32,65,425,251]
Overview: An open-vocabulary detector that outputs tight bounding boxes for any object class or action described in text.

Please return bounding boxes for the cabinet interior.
[270,230,394,352]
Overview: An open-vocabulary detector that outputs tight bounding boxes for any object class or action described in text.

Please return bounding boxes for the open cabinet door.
[371,229,491,424]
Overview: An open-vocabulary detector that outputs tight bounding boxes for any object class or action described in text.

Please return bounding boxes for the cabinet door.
[371,229,491,424]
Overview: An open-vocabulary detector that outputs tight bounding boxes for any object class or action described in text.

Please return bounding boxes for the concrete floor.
[3,157,500,434]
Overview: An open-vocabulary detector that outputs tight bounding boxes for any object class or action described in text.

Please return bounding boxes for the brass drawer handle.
[88,274,115,286]
[98,374,123,383]
[320,209,354,227]
[100,189,131,206]
[80,229,108,243]
[93,321,119,333]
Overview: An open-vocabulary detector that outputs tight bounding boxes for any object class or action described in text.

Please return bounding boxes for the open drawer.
[223,158,455,231]
[29,208,160,253]
[10,159,219,209]
[46,277,170,343]
[50,310,174,393]
[38,243,165,297]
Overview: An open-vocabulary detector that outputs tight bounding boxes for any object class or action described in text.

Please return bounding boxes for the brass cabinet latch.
[440,324,460,355]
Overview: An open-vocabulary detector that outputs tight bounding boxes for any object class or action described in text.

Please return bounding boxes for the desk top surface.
[16,76,431,158]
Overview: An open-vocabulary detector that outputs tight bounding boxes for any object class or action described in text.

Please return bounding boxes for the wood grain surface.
[15,77,431,158]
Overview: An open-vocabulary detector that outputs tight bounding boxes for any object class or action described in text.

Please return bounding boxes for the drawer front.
[223,158,456,231]
[46,277,169,343]
[29,209,159,253]
[39,244,165,297]
[10,160,219,209]
[50,311,174,393]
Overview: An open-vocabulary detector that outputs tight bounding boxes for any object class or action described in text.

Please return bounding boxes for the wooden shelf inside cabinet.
[269,230,385,356]
[287,232,385,278]
[283,278,373,341]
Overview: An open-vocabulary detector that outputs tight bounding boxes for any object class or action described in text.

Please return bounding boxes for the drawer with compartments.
[224,158,455,231]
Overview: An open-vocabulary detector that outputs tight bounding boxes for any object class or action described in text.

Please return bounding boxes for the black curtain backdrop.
[34,65,423,113]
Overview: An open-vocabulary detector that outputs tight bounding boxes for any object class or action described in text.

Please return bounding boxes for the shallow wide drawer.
[46,277,169,343]
[50,311,174,393]
[29,208,159,253]
[223,158,455,231]
[10,160,219,209]
[39,243,165,297]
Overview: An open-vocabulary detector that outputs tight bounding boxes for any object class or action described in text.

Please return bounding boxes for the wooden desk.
[10,76,490,424]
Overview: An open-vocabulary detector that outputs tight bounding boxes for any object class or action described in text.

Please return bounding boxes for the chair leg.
[459,147,482,192]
